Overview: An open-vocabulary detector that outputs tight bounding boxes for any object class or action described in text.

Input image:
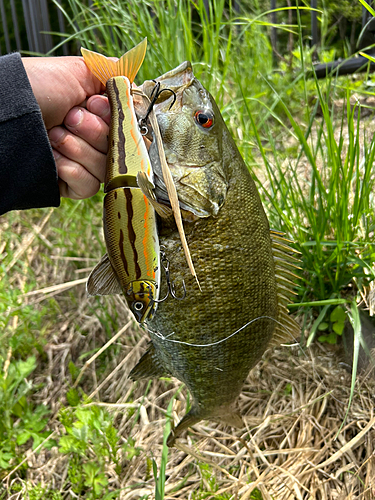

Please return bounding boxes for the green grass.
[1,1,375,498]
[247,75,375,315]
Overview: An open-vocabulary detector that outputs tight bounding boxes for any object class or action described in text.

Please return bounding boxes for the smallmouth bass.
[129,62,300,446]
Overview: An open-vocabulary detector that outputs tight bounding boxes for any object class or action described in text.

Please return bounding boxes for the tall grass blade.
[335,301,361,437]
[153,388,182,500]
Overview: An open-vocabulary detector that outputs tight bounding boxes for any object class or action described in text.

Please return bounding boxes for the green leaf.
[317,322,329,331]
[318,332,337,344]
[12,401,26,418]
[75,408,91,425]
[330,306,346,323]
[66,388,80,407]
[83,462,108,496]
[16,430,31,446]
[336,301,362,437]
[0,449,14,469]
[307,304,331,347]
[43,438,58,450]
[68,361,79,382]
[332,322,345,335]
[17,357,37,379]
[325,332,338,344]
[72,424,88,443]
[58,435,78,453]
[31,432,48,450]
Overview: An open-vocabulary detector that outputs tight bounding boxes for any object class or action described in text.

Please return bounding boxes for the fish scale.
[149,166,278,388]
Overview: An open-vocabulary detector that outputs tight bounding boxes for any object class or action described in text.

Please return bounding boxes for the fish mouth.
[140,61,195,111]
[143,61,194,94]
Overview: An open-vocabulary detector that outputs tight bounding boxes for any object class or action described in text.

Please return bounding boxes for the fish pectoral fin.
[129,344,169,380]
[180,208,199,222]
[138,171,197,221]
[137,172,173,219]
[86,254,122,296]
[81,38,147,86]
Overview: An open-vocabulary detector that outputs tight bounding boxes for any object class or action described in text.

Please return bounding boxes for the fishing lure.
[83,39,161,323]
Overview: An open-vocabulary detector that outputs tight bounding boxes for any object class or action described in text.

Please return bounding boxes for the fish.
[82,41,200,321]
[82,39,162,323]
[129,62,300,446]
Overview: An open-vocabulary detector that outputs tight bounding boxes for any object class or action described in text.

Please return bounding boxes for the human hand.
[22,57,111,199]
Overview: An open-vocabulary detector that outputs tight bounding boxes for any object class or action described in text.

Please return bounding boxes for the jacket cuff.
[0,53,60,215]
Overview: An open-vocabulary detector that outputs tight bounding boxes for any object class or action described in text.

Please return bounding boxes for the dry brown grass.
[1,207,375,500]
[2,146,375,499]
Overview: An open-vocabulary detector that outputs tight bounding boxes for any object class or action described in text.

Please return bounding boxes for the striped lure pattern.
[103,76,160,322]
[83,40,160,323]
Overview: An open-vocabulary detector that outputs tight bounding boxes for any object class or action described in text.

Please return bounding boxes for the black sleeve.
[0,53,60,215]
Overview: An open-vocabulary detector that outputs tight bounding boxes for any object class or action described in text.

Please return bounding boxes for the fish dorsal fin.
[137,172,173,219]
[86,253,122,296]
[269,230,301,347]
[81,38,147,86]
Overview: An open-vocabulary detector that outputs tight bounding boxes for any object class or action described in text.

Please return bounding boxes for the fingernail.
[90,97,110,118]
[49,127,65,145]
[52,149,61,161]
[65,107,84,128]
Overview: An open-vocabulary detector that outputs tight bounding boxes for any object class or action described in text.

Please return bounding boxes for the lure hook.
[149,80,160,99]
[138,83,177,136]
[153,247,186,303]
[170,279,187,300]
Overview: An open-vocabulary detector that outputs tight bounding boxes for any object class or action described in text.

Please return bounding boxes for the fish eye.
[133,301,144,311]
[194,110,214,129]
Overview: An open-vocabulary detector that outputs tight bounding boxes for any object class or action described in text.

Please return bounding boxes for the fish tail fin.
[216,410,243,428]
[269,230,301,346]
[81,38,147,86]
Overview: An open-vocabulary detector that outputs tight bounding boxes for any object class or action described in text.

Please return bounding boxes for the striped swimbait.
[82,39,161,323]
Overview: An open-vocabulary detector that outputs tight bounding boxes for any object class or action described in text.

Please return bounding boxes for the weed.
[22,484,64,500]
[242,35,375,347]
[318,304,347,344]
[152,391,175,500]
[0,355,53,470]
[57,399,140,498]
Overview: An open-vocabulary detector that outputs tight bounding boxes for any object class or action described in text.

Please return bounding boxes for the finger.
[64,106,109,153]
[87,95,111,125]
[54,150,101,199]
[49,126,106,183]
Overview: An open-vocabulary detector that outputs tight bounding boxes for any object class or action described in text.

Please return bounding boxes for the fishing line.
[143,315,297,348]
[142,316,341,408]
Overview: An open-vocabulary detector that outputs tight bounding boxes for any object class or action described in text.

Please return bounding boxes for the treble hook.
[170,279,187,300]
[138,82,177,136]
[154,248,186,303]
